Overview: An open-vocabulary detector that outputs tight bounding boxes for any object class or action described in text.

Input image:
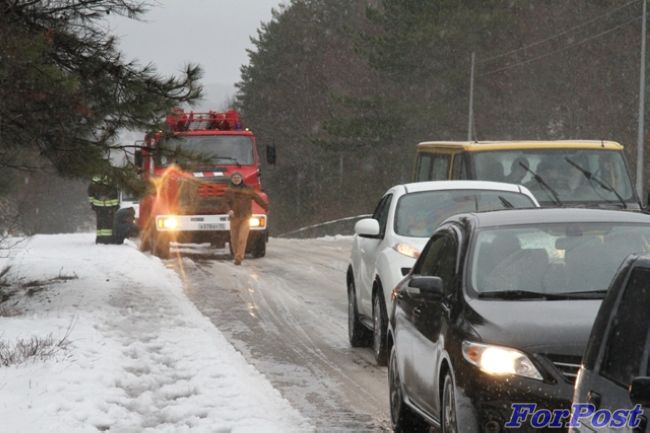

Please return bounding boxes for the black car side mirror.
[629,377,650,406]
[408,276,444,300]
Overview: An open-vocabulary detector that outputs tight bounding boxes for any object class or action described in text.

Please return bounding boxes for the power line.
[479,0,641,65]
[480,15,641,77]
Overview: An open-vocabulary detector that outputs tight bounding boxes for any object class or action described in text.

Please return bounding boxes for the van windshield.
[470,222,650,297]
[157,135,254,167]
[471,150,634,206]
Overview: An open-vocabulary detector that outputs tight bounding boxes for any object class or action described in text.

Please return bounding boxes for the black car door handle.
[413,306,423,318]
[634,415,647,433]
[587,390,601,409]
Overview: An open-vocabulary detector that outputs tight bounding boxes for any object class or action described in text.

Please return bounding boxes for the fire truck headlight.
[249,216,266,228]
[157,216,179,230]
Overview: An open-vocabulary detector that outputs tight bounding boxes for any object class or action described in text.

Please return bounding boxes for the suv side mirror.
[267,144,277,165]
[407,276,444,300]
[629,377,650,406]
[355,218,380,238]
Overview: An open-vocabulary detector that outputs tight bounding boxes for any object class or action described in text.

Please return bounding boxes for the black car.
[571,254,650,433]
[387,208,650,433]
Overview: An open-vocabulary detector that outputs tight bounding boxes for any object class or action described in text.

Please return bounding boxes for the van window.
[601,268,650,385]
[431,154,450,180]
[417,154,433,181]
[416,153,450,181]
[452,153,468,179]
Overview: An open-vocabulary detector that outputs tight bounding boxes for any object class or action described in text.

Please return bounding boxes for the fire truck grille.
[178,178,228,213]
[197,183,225,197]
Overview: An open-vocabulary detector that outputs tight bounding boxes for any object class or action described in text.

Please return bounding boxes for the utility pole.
[467,52,476,142]
[637,0,647,202]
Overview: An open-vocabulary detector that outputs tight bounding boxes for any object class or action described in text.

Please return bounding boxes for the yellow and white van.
[414,140,641,209]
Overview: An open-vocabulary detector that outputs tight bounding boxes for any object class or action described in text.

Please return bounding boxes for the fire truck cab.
[136,109,273,259]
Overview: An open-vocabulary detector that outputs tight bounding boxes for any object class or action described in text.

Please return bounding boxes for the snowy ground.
[176,237,391,432]
[0,234,309,433]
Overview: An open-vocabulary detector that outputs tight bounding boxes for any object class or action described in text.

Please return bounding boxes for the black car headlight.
[462,341,543,381]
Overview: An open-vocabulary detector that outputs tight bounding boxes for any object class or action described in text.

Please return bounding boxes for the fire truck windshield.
[158,135,254,167]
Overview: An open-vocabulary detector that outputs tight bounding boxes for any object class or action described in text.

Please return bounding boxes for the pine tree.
[0,0,203,180]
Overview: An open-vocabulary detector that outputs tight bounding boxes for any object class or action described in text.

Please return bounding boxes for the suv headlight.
[393,242,420,259]
[462,341,543,380]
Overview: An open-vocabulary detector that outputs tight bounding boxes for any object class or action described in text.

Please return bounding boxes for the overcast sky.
[107,0,284,104]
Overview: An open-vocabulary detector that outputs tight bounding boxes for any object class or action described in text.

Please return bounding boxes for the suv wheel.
[372,290,388,366]
[389,346,423,432]
[442,373,459,433]
[348,277,371,347]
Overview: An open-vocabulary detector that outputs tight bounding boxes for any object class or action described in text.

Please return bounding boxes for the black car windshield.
[394,189,536,237]
[158,135,254,166]
[471,150,634,206]
[470,222,650,297]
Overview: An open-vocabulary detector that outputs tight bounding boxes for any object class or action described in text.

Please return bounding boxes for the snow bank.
[0,234,309,433]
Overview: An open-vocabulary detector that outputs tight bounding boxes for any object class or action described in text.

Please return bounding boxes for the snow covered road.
[0,234,308,433]
[175,237,391,432]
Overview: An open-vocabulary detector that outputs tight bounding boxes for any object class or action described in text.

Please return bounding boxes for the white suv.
[346,180,539,365]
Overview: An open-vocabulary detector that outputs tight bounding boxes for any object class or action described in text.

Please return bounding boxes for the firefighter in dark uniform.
[88,175,119,244]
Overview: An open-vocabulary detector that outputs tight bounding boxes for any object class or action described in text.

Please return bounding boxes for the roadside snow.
[0,234,309,433]
[313,234,353,241]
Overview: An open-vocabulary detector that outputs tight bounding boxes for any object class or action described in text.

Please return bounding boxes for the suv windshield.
[470,222,650,297]
[471,150,634,206]
[158,135,254,166]
[394,189,536,237]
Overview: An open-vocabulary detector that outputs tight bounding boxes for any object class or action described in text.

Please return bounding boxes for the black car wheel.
[389,346,424,432]
[372,290,388,366]
[348,277,370,347]
[442,373,459,433]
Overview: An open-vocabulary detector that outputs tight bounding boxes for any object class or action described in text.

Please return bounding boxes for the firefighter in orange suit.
[88,175,119,244]
[224,172,268,265]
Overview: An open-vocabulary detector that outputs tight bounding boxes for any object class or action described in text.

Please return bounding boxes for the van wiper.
[518,162,563,206]
[564,157,627,209]
[479,290,569,300]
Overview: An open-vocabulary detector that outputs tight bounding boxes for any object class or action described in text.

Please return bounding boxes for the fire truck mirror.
[266,144,277,165]
[134,150,143,168]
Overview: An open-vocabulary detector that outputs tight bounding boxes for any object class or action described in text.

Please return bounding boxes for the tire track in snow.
[175,238,391,432]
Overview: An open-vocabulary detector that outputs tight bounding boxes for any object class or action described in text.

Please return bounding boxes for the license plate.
[198,223,225,230]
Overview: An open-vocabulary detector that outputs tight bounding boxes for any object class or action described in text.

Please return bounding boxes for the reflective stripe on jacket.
[90,198,119,207]
[88,177,119,208]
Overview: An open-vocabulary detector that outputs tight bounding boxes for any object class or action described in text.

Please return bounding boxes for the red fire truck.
[135,108,274,259]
